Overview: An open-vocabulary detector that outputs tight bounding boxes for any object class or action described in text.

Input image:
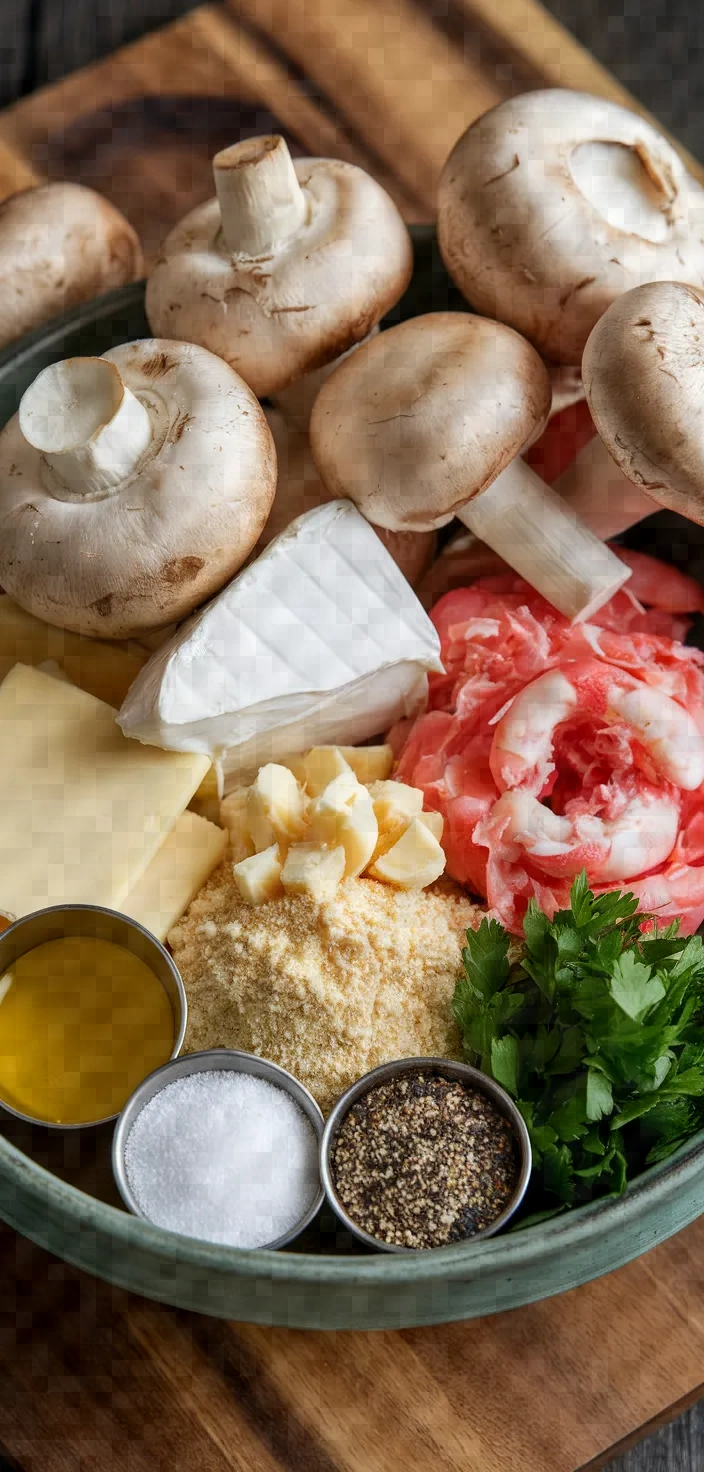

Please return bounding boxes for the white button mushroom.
[145,133,414,401]
[256,407,436,587]
[0,183,143,351]
[0,340,276,639]
[309,312,630,622]
[437,90,704,366]
[581,280,704,529]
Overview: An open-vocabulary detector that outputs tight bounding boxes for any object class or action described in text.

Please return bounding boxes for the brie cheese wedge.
[117,502,443,787]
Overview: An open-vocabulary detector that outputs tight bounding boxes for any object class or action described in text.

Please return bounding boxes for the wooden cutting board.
[0,3,703,1468]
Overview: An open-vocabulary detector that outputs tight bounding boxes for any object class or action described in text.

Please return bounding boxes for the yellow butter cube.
[301,746,353,797]
[309,772,378,878]
[419,810,444,841]
[233,844,283,905]
[369,818,446,889]
[368,780,424,827]
[281,842,346,902]
[339,745,394,784]
[247,763,307,851]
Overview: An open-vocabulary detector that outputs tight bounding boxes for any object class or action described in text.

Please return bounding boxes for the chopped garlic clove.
[281,842,346,902]
[233,844,283,905]
[418,810,444,841]
[367,780,425,865]
[369,818,409,867]
[301,745,353,797]
[340,745,394,783]
[368,779,424,825]
[220,786,255,863]
[310,772,378,878]
[247,763,307,850]
[279,752,307,785]
[369,817,446,889]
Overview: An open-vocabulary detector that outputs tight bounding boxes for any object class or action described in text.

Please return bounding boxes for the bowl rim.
[1,258,703,1297]
[319,1056,532,1252]
[1,1116,702,1284]
[111,1047,325,1249]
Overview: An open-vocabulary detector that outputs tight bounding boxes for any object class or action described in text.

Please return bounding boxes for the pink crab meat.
[393,550,704,935]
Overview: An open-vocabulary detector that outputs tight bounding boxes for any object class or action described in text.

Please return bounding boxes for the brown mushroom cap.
[146,140,413,398]
[438,90,704,364]
[0,182,143,350]
[309,312,551,532]
[257,407,436,585]
[582,280,704,525]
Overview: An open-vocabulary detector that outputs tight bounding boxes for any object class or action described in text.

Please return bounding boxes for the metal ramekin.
[0,905,186,1130]
[320,1056,532,1253]
[112,1048,326,1251]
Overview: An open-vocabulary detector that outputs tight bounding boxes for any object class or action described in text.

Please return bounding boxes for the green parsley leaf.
[586,1068,614,1122]
[609,951,665,1022]
[461,917,510,1000]
[490,1035,519,1096]
[569,870,593,927]
[541,1144,575,1204]
[452,877,704,1221]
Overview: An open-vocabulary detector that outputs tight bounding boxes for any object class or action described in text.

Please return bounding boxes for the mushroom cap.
[0,182,143,351]
[257,407,436,585]
[0,340,276,638]
[145,157,413,397]
[309,312,551,532]
[582,280,704,525]
[438,90,704,364]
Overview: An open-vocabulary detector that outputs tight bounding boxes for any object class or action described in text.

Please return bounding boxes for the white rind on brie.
[117,501,443,787]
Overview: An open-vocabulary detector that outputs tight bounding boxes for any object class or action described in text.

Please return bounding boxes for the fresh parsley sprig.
[452,872,704,1221]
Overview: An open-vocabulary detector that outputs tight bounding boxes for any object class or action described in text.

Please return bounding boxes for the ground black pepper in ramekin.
[330,1070,519,1250]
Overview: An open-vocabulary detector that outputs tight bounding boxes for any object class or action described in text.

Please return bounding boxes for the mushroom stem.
[459,457,631,623]
[19,357,153,498]
[213,135,307,258]
[553,434,660,539]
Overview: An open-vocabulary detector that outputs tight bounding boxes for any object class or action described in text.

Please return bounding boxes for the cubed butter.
[369,817,446,889]
[300,745,353,797]
[369,779,424,827]
[247,764,307,851]
[233,844,283,905]
[309,772,378,878]
[340,745,394,783]
[367,780,424,866]
[281,842,346,902]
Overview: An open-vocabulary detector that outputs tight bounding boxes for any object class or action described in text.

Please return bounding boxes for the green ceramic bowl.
[0,228,703,1329]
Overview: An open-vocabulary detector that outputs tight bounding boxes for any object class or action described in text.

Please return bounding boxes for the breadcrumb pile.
[169,863,484,1113]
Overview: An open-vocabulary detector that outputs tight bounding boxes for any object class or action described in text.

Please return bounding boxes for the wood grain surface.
[0,3,703,1468]
[1,1212,704,1472]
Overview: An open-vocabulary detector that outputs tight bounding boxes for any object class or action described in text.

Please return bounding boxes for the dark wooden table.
[0,3,703,1467]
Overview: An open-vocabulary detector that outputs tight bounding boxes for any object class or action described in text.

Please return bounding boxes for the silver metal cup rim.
[320,1056,533,1254]
[0,904,187,1131]
[112,1047,326,1252]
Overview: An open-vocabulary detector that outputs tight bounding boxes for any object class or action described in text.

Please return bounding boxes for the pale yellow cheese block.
[0,594,146,707]
[0,664,210,917]
[0,597,217,814]
[121,810,226,941]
